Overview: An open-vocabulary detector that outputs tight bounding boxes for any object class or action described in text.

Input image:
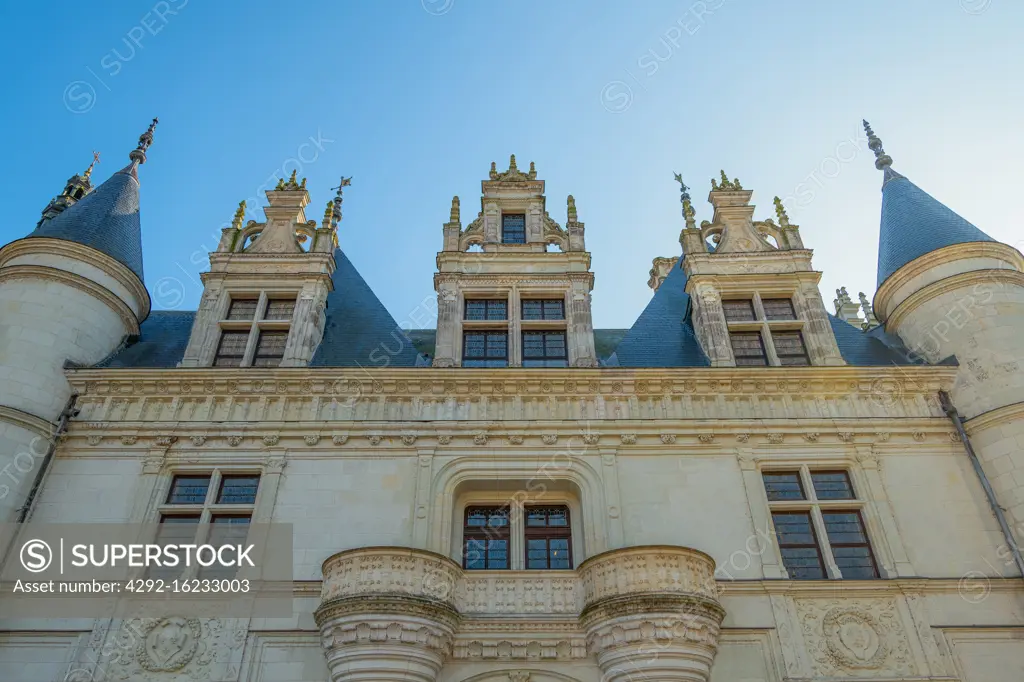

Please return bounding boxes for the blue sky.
[1,0,1021,329]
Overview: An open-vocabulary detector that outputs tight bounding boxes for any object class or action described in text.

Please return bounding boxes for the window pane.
[522,332,568,368]
[501,214,526,244]
[167,476,211,504]
[762,298,796,320]
[214,331,250,367]
[465,299,507,321]
[264,299,296,320]
[151,515,200,578]
[524,506,571,570]
[252,331,288,367]
[723,299,756,322]
[763,472,805,501]
[811,471,855,500]
[772,511,825,579]
[822,511,878,579]
[225,298,258,321]
[522,299,565,320]
[463,332,507,367]
[773,331,809,366]
[730,332,767,366]
[217,475,260,504]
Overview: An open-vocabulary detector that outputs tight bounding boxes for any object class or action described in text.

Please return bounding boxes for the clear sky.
[1,0,1021,329]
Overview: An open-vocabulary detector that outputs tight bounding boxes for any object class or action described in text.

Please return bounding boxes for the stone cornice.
[874,241,1024,322]
[0,404,57,438]
[886,268,1024,330]
[0,237,150,322]
[0,264,141,334]
[963,400,1024,434]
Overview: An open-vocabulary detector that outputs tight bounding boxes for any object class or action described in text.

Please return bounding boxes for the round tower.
[866,121,1024,545]
[0,120,156,524]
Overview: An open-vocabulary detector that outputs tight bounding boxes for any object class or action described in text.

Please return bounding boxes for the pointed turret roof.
[866,120,996,287]
[24,119,156,282]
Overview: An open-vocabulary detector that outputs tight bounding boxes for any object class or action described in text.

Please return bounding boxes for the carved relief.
[137,617,201,672]
[796,598,915,677]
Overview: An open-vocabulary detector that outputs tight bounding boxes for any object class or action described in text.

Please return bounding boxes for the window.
[252,331,288,367]
[264,299,296,320]
[463,331,508,367]
[522,331,568,367]
[763,468,878,580]
[501,214,526,244]
[465,299,507,321]
[213,331,249,367]
[731,332,768,366]
[762,298,796,321]
[522,299,565,320]
[226,298,259,321]
[723,299,756,322]
[525,507,572,569]
[461,504,574,571]
[463,506,510,570]
[773,331,810,366]
[214,294,295,367]
[154,471,260,579]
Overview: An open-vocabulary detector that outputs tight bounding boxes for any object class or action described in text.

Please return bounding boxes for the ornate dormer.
[35,152,100,228]
[677,172,844,367]
[179,172,340,368]
[433,158,596,367]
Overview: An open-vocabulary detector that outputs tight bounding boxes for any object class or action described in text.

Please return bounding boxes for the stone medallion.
[137,616,201,672]
[822,607,886,669]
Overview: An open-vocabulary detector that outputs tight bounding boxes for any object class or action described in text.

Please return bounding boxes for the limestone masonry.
[0,120,1022,681]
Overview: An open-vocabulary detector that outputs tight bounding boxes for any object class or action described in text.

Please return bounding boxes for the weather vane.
[329,176,353,229]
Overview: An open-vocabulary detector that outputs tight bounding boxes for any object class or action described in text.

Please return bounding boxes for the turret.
[0,119,156,523]
[865,120,1024,546]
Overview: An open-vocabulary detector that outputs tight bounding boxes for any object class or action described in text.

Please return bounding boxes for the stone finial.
[508,154,518,173]
[322,200,333,228]
[863,119,892,170]
[84,151,100,179]
[489,161,498,180]
[567,195,578,223]
[528,161,537,180]
[711,170,742,192]
[859,291,879,329]
[449,196,460,223]
[773,196,790,226]
[232,200,246,229]
[128,117,158,166]
[278,169,305,191]
[674,172,697,229]
[330,176,352,229]
[833,286,861,325]
[836,286,851,303]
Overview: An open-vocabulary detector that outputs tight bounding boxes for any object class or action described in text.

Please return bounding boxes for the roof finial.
[128,118,158,165]
[673,172,696,229]
[567,195,578,223]
[528,161,537,180]
[232,200,247,229]
[489,161,498,180]
[330,176,352,230]
[322,200,333,229]
[508,154,518,172]
[450,196,460,223]
[862,119,893,171]
[83,151,100,179]
[773,196,790,227]
[710,170,742,192]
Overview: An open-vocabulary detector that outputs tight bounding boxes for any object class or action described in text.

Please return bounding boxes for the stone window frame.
[721,291,809,367]
[760,463,883,580]
[213,290,298,368]
[456,286,572,367]
[146,465,266,580]
[452,489,583,571]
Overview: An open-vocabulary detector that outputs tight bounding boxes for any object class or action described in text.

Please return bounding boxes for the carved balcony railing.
[316,545,724,682]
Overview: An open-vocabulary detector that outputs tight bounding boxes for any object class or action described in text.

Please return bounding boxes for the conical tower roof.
[24,119,157,282]
[865,120,995,287]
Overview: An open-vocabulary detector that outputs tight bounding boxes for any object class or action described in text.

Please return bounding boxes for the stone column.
[578,546,725,682]
[316,547,461,682]
[688,284,734,367]
[797,283,845,366]
[567,277,597,367]
[281,283,328,367]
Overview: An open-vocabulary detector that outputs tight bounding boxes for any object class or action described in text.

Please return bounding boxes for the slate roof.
[310,249,421,367]
[876,175,994,287]
[27,169,145,281]
[95,311,195,368]
[610,255,709,367]
[828,315,932,366]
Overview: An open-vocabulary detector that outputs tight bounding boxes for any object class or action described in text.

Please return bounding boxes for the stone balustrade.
[316,545,724,682]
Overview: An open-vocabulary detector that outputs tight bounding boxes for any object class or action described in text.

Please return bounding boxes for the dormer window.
[212,293,296,368]
[501,214,526,244]
[721,294,812,367]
